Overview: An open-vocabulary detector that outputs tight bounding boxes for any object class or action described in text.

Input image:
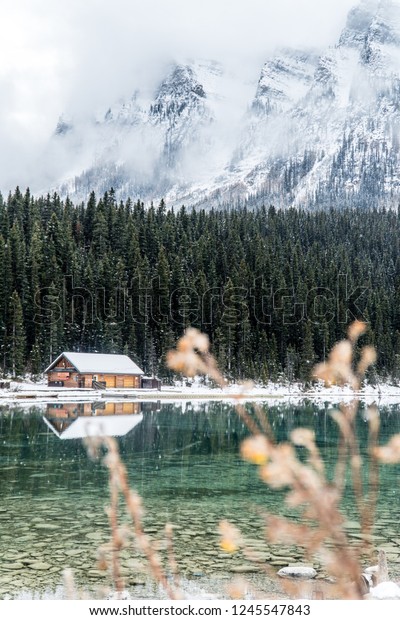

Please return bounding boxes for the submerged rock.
[3,563,25,570]
[3,553,28,561]
[277,566,317,579]
[29,563,52,571]
[33,524,60,531]
[270,560,291,567]
[87,570,106,577]
[189,569,204,577]
[127,577,146,586]
[230,565,259,573]
[85,532,105,541]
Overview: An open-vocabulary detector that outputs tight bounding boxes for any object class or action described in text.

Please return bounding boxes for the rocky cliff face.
[54,0,400,210]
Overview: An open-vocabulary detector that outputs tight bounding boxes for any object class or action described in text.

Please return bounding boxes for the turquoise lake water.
[0,400,399,598]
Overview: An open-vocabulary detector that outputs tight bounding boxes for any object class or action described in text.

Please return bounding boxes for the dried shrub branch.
[166,323,386,599]
[84,435,182,599]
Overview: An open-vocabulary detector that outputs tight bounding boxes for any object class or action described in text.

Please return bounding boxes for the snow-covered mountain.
[53,0,400,210]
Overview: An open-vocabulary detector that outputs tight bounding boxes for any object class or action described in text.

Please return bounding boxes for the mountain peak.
[339,0,400,50]
[150,64,207,125]
[252,49,320,115]
[52,1,400,211]
[339,2,377,48]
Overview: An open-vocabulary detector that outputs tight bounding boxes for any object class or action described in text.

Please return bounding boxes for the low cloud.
[0,0,360,194]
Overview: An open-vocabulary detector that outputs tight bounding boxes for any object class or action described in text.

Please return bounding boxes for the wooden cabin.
[45,352,144,388]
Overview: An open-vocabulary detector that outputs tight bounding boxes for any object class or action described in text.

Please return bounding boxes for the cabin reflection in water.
[43,401,160,439]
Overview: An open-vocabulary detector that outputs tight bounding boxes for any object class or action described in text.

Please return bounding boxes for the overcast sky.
[0,0,365,193]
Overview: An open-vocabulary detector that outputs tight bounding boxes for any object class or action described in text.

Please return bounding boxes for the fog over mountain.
[3,0,400,209]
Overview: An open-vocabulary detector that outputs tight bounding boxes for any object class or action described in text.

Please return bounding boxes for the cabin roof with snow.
[44,352,144,375]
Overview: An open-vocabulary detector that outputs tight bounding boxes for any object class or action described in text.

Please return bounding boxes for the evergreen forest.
[1,186,399,384]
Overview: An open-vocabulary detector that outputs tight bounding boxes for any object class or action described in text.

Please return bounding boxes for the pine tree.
[29,340,42,377]
[299,323,315,384]
[7,291,26,376]
[104,297,123,353]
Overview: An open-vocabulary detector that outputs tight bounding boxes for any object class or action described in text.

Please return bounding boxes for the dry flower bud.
[226,578,248,599]
[185,327,210,352]
[176,334,192,352]
[259,462,294,488]
[347,320,367,342]
[330,340,352,366]
[291,428,315,447]
[219,519,241,553]
[177,328,209,354]
[240,435,270,465]
[166,350,188,371]
[166,350,208,377]
[313,362,334,386]
[314,338,359,387]
[97,557,108,572]
[374,434,400,463]
[220,540,238,553]
[357,346,377,376]
[259,444,297,488]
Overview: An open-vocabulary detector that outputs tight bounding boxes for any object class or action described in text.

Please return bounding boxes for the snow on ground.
[1,377,400,406]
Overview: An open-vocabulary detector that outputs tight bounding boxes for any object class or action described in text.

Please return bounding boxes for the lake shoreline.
[2,379,400,405]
